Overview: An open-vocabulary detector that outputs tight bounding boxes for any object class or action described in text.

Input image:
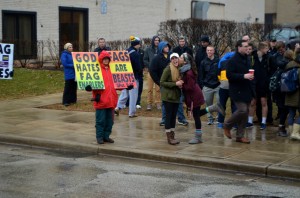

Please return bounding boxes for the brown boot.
[170,131,180,144]
[223,128,232,139]
[166,132,178,145]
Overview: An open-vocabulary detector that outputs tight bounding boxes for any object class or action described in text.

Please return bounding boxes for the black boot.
[278,125,288,137]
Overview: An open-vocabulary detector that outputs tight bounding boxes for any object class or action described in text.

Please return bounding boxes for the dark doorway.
[59,7,88,52]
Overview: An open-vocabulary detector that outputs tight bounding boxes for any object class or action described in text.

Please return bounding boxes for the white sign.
[0,43,14,80]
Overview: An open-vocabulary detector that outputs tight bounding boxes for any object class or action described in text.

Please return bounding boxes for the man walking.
[223,40,255,144]
[115,36,141,118]
[199,45,220,125]
[143,36,161,110]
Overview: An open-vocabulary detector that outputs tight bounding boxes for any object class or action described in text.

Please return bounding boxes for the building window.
[2,11,37,59]
[59,7,88,52]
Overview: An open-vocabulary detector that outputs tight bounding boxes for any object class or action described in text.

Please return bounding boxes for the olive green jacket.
[284,61,300,108]
[160,66,181,103]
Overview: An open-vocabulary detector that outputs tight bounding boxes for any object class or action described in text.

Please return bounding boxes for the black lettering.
[93,72,100,80]
[75,54,82,62]
[90,54,97,62]
[86,73,93,80]
[76,64,82,71]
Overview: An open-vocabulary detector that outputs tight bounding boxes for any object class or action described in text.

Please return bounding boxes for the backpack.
[269,68,284,92]
[280,67,300,93]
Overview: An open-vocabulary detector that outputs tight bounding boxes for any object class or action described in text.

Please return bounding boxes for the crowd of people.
[60,34,300,145]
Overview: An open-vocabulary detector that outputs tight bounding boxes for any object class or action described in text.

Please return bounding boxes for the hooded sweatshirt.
[149,41,171,86]
[92,51,118,109]
[143,36,160,68]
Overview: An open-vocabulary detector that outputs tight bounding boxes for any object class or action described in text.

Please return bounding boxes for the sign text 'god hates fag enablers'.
[72,52,105,90]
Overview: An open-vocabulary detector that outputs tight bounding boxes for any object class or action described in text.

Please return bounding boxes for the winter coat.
[149,41,171,86]
[252,50,269,96]
[172,45,193,57]
[226,52,255,103]
[127,46,142,79]
[218,52,235,89]
[92,51,118,110]
[94,46,111,55]
[143,36,160,68]
[160,66,181,103]
[284,60,300,108]
[61,50,75,80]
[181,65,205,109]
[199,56,220,89]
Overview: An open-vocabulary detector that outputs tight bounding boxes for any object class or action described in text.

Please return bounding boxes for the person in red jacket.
[86,51,119,144]
[180,53,224,144]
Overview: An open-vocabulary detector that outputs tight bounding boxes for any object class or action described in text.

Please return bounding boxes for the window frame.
[2,10,37,59]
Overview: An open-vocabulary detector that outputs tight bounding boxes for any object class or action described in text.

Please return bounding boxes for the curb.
[0,134,299,181]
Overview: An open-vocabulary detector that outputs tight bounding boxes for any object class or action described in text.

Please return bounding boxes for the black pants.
[62,79,77,105]
[192,107,208,129]
[164,101,179,130]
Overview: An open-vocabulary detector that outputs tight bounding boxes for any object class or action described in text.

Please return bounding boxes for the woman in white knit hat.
[61,42,77,106]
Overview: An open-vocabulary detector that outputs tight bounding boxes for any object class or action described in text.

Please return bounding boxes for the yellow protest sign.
[72,52,104,90]
[108,51,136,89]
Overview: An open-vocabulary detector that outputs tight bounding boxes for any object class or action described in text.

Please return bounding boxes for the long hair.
[183,53,198,77]
[170,62,180,82]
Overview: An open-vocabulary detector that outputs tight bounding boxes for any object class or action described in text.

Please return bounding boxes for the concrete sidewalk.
[0,92,299,180]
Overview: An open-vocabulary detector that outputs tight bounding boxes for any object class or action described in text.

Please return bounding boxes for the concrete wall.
[265,0,300,26]
[0,0,265,43]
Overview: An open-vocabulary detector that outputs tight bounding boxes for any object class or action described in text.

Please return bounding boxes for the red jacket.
[92,51,118,109]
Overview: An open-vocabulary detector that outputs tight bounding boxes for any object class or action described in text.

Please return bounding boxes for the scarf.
[179,64,191,74]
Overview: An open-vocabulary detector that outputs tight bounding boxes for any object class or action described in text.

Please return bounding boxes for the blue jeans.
[288,107,300,125]
[96,108,114,139]
[218,88,236,123]
[161,93,186,123]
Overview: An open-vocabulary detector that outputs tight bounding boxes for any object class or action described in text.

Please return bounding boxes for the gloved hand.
[85,85,92,92]
[9,70,14,77]
[126,85,134,90]
[91,94,101,102]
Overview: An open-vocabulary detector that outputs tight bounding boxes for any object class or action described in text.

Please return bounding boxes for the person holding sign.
[85,51,119,144]
[160,53,183,145]
[61,43,77,106]
[115,36,141,118]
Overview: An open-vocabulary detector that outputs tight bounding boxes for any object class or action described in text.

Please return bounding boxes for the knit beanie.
[130,36,141,46]
[64,43,72,50]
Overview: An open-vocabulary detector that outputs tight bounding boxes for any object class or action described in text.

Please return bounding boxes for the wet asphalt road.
[0,143,299,198]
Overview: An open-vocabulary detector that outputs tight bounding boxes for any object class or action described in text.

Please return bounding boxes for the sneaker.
[207,119,214,125]
[146,104,152,111]
[217,122,223,128]
[246,122,253,128]
[129,115,138,118]
[159,121,165,126]
[178,120,189,126]
[260,123,266,130]
[207,103,225,116]
[136,105,142,109]
[156,103,161,110]
[114,107,119,116]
